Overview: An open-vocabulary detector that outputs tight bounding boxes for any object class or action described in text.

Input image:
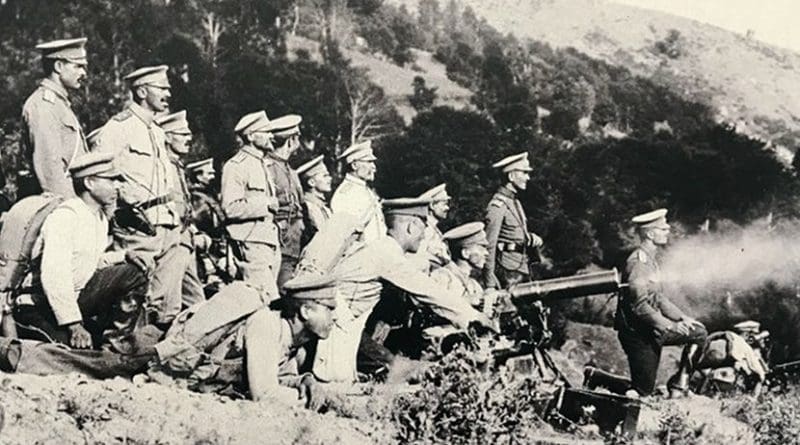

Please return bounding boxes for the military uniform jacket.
[95,103,178,226]
[615,245,686,336]
[431,262,483,308]
[265,153,305,258]
[265,153,304,221]
[330,174,386,242]
[409,219,450,273]
[304,193,332,231]
[190,185,224,239]
[332,236,480,329]
[21,78,88,197]
[167,155,192,225]
[221,145,279,245]
[484,185,531,284]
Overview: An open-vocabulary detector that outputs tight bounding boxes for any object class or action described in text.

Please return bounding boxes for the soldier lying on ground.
[13,152,150,350]
[149,275,338,408]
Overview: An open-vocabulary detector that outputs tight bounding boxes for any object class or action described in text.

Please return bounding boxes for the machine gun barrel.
[508,268,624,302]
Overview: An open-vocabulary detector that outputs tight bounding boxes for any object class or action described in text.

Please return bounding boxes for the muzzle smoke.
[658,218,800,336]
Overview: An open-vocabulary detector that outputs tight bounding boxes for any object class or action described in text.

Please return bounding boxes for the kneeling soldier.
[615,209,707,397]
[14,152,148,349]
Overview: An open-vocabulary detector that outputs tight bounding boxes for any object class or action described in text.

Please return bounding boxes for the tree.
[408,76,437,112]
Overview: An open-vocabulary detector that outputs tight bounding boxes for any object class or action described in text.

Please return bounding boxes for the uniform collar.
[130,102,156,127]
[40,78,70,104]
[499,183,517,198]
[344,173,367,187]
[267,150,289,163]
[241,144,265,159]
[306,192,326,204]
[638,242,659,261]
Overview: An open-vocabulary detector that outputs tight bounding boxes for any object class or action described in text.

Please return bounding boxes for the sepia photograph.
[1,0,800,443]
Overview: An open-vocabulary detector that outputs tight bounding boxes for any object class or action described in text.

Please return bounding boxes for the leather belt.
[497,242,525,253]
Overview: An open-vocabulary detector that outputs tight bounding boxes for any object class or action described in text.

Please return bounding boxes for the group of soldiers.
[0,36,709,405]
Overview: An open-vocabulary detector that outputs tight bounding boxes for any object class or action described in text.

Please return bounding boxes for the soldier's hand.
[194,233,212,252]
[528,233,543,248]
[673,321,691,336]
[298,374,331,411]
[67,322,92,349]
[125,250,155,278]
[682,316,705,329]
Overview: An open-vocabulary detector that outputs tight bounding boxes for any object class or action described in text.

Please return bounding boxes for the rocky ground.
[0,322,784,444]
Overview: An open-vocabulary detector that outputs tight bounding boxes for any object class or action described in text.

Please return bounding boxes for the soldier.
[296,155,333,246]
[221,111,280,299]
[432,222,501,313]
[95,65,182,327]
[21,37,89,197]
[187,158,223,239]
[410,183,452,273]
[151,274,338,407]
[13,152,147,349]
[615,209,707,397]
[330,140,386,242]
[187,158,226,283]
[264,114,306,288]
[154,110,206,311]
[307,198,495,383]
[484,152,543,289]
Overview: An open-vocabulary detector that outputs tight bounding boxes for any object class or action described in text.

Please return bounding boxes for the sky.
[614,0,800,52]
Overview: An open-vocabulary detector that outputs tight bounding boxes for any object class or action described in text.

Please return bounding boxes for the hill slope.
[390,0,800,159]
[287,35,473,122]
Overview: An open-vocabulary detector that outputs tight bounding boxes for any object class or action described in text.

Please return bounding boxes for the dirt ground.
[0,372,392,444]
[0,322,757,444]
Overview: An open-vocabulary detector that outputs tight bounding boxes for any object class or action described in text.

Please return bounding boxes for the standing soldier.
[94,65,181,326]
[187,158,223,239]
[221,111,280,300]
[410,183,452,273]
[615,209,707,397]
[483,152,543,289]
[330,140,386,242]
[296,155,332,246]
[22,37,89,197]
[187,158,226,283]
[155,110,206,311]
[264,114,305,288]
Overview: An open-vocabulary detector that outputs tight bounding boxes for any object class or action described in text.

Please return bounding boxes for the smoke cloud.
[658,218,800,335]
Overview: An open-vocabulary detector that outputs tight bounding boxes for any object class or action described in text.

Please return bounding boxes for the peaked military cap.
[284,273,338,308]
[36,37,88,64]
[443,222,488,247]
[69,152,123,179]
[155,110,191,135]
[631,208,670,229]
[186,158,214,172]
[269,114,302,137]
[124,65,170,88]
[419,183,450,202]
[338,140,376,163]
[383,197,431,219]
[296,155,328,179]
[234,110,271,135]
[492,152,533,173]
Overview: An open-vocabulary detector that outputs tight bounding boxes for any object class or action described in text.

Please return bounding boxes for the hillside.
[389,0,800,160]
[286,35,473,122]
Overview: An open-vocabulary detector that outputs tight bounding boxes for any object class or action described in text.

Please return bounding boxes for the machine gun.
[454,268,641,435]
